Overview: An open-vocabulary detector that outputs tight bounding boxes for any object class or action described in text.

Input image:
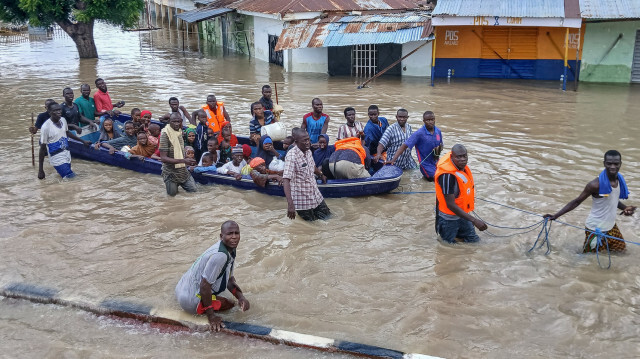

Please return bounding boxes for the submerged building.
[578,0,640,83]
[176,0,436,77]
[430,0,584,81]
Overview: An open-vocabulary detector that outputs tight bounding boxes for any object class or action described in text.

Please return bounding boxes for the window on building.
[352,44,377,77]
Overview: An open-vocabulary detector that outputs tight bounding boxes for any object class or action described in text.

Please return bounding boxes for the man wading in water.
[159,112,197,196]
[175,221,250,331]
[544,150,636,252]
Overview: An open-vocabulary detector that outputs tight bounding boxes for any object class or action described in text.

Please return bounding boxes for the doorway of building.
[269,35,283,66]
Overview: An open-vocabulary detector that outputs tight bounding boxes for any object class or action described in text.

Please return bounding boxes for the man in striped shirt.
[375,108,416,170]
[336,107,364,140]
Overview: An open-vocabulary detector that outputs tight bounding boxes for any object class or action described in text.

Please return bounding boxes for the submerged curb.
[1,282,441,359]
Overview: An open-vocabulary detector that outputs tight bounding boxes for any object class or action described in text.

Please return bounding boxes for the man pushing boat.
[544,150,636,253]
[175,220,250,331]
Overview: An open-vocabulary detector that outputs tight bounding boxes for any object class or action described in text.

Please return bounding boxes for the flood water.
[1,21,639,359]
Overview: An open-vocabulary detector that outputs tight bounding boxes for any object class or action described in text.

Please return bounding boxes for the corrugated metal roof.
[579,0,640,19]
[176,7,234,23]
[275,13,433,50]
[433,0,567,18]
[228,0,422,15]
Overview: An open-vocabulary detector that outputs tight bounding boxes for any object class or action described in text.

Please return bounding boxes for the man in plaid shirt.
[283,128,330,221]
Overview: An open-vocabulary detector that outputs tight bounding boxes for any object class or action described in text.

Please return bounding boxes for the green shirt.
[74,96,96,126]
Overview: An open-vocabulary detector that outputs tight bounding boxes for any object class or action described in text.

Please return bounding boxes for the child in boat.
[218,139,232,165]
[127,131,160,161]
[190,152,218,174]
[98,118,120,142]
[198,137,219,166]
[184,127,199,160]
[131,108,142,129]
[217,121,238,147]
[185,146,196,161]
[282,136,294,151]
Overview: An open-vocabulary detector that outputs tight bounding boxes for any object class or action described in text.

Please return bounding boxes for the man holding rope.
[434,144,487,243]
[544,150,636,253]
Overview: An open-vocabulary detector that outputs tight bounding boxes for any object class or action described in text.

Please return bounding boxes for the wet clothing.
[437,216,481,243]
[193,165,217,174]
[93,90,114,113]
[379,123,416,170]
[194,123,210,157]
[296,200,331,221]
[598,170,628,199]
[260,96,274,111]
[404,126,443,179]
[249,111,275,135]
[74,96,96,121]
[60,102,82,127]
[175,240,235,314]
[283,145,324,212]
[337,121,364,140]
[302,112,328,144]
[328,143,371,179]
[584,223,625,253]
[586,184,620,233]
[159,131,194,195]
[363,117,389,155]
[40,118,75,178]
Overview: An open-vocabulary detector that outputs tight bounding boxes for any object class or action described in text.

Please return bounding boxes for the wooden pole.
[431,37,437,86]
[31,112,35,167]
[274,83,279,104]
[563,28,569,91]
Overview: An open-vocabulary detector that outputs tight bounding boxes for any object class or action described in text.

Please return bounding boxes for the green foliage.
[0,0,144,27]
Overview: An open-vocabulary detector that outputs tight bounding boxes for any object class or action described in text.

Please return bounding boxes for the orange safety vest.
[434,152,475,215]
[202,102,225,133]
[334,137,366,165]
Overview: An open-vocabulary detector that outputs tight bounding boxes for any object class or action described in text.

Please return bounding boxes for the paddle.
[31,112,35,167]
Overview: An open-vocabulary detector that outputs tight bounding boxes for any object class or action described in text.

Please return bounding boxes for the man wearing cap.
[175,220,250,332]
[218,146,246,180]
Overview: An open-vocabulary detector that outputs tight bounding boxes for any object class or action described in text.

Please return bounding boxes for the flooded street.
[1,22,639,358]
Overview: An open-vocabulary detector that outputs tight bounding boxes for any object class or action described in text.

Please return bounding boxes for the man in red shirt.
[94,78,124,121]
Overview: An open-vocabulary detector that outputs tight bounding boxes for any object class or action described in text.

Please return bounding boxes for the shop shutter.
[632,29,640,83]
[479,28,509,78]
[507,27,538,78]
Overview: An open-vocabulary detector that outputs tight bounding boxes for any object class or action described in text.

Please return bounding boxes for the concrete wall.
[581,20,640,83]
[289,47,328,73]
[253,16,287,64]
[401,40,432,77]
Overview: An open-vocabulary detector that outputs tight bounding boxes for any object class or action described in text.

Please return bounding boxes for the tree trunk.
[57,19,98,59]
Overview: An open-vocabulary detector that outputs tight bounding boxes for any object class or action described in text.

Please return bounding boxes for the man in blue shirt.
[363,104,389,157]
[387,111,443,181]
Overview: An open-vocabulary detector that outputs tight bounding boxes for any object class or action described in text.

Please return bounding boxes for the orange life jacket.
[434,152,475,215]
[202,102,225,133]
[334,137,366,165]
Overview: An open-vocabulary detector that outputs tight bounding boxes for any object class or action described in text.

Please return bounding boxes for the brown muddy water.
[0,22,639,359]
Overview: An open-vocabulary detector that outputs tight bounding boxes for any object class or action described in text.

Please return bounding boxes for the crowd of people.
[31,78,636,333]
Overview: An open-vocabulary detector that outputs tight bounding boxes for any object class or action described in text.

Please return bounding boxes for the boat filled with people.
[68,114,403,198]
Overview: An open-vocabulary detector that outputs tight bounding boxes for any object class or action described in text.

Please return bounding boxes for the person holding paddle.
[38,102,91,179]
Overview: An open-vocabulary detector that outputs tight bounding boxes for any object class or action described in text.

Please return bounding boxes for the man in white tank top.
[544,150,635,252]
[159,97,193,126]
